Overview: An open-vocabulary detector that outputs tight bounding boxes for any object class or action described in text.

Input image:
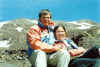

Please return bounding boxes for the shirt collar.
[38,21,48,29]
[38,21,54,32]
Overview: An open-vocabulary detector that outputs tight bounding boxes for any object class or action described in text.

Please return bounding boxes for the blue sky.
[0,0,100,22]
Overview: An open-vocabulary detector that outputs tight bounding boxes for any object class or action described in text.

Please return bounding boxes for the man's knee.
[34,50,46,56]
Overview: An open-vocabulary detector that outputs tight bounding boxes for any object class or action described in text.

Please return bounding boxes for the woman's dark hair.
[38,9,51,18]
[53,25,68,39]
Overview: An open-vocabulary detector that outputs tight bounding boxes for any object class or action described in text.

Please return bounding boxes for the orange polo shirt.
[26,22,56,53]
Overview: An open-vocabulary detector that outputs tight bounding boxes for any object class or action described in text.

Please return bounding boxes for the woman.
[53,25,100,67]
[53,25,86,57]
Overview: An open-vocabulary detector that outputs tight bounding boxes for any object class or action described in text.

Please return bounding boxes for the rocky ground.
[0,18,100,67]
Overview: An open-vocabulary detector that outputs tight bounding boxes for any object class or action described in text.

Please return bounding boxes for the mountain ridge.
[0,18,100,67]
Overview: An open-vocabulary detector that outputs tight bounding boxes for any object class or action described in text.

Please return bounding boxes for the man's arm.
[27,25,60,53]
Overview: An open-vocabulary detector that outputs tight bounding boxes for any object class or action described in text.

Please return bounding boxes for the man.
[26,9,70,67]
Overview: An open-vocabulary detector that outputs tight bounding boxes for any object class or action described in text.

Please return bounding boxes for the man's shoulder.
[49,21,55,26]
[30,24,40,30]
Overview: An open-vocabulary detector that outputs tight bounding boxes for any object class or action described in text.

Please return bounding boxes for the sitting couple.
[26,9,100,67]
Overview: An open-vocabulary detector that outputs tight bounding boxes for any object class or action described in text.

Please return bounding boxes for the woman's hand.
[78,47,86,52]
[69,47,86,56]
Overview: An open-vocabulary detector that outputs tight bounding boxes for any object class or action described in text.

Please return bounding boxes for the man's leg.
[48,50,70,67]
[29,50,47,67]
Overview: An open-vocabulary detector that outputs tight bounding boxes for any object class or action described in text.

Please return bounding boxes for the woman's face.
[55,26,66,40]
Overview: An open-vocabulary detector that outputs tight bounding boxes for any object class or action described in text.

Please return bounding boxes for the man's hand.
[53,43,66,50]
[53,46,61,51]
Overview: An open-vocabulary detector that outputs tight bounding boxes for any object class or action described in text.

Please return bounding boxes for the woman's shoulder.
[65,38,73,42]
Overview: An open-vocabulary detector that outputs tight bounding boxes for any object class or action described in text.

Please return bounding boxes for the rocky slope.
[0,18,100,67]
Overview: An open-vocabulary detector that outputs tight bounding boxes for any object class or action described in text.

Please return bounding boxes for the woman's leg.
[48,50,70,67]
[69,46,100,67]
[80,45,100,58]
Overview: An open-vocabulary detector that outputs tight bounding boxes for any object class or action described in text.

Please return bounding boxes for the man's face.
[39,14,51,26]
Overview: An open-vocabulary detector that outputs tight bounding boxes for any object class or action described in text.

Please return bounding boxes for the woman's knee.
[90,46,100,53]
[57,50,70,63]
[92,45,100,49]
[58,50,70,57]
